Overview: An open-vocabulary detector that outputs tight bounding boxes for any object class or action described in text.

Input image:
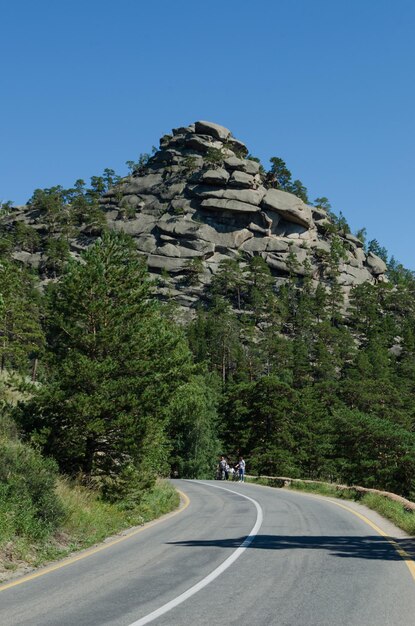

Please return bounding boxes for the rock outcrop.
[2,120,387,311]
[98,120,386,309]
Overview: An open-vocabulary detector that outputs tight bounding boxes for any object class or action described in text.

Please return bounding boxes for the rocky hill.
[2,120,387,310]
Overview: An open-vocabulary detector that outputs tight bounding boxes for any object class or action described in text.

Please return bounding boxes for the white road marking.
[128,481,263,626]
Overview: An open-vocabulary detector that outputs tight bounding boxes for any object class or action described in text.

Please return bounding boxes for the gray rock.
[158,182,186,201]
[275,220,309,237]
[185,135,224,154]
[146,254,188,273]
[355,248,366,264]
[121,194,140,208]
[112,214,157,236]
[194,120,231,141]
[241,238,268,254]
[172,125,195,136]
[70,241,89,253]
[135,234,157,253]
[288,245,308,264]
[197,224,253,248]
[122,173,164,194]
[338,264,373,285]
[345,232,364,248]
[228,137,248,155]
[309,239,331,254]
[264,254,289,273]
[311,207,327,221]
[201,168,230,185]
[201,198,261,213]
[266,238,289,253]
[157,215,201,239]
[170,197,193,213]
[241,236,290,255]
[366,252,387,275]
[11,251,41,269]
[191,185,264,206]
[224,156,260,175]
[206,251,237,265]
[229,170,255,188]
[262,189,312,228]
[1,120,386,312]
[243,159,261,175]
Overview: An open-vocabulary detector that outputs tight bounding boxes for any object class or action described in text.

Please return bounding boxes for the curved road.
[1,480,414,625]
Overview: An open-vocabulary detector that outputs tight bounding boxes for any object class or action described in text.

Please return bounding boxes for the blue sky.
[1,0,414,268]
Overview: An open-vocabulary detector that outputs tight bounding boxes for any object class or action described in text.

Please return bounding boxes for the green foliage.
[126,153,151,174]
[355,227,367,245]
[267,157,292,190]
[314,197,331,211]
[2,149,415,514]
[168,374,221,478]
[0,259,44,374]
[17,232,194,489]
[327,209,351,234]
[367,239,388,263]
[290,179,309,203]
[181,156,198,172]
[0,478,179,576]
[266,157,308,202]
[43,237,70,277]
[0,437,63,542]
[183,257,204,285]
[387,256,415,286]
[13,222,40,252]
[204,147,224,165]
[332,408,415,496]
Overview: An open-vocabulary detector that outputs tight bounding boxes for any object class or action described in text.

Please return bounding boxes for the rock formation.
[99,120,386,309]
[2,120,387,310]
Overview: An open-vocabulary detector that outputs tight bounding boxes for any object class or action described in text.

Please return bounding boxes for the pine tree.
[0,259,44,374]
[168,374,221,478]
[18,232,194,490]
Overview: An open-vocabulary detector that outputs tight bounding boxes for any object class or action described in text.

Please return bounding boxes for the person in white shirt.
[236,456,245,482]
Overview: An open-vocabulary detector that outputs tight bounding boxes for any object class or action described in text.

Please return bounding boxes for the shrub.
[0,438,63,541]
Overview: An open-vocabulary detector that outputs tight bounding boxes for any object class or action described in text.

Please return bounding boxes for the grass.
[0,478,180,581]
[246,477,415,536]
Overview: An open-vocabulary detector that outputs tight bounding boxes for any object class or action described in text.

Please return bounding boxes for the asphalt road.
[1,480,414,626]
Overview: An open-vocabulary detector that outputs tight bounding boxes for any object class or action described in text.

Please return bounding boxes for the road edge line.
[0,488,190,593]
[248,480,415,583]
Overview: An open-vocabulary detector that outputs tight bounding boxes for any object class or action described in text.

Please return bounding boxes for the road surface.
[1,479,414,625]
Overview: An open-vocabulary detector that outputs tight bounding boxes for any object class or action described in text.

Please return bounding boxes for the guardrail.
[245,475,415,512]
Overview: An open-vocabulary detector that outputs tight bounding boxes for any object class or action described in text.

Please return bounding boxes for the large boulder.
[261,189,313,228]
[366,252,387,275]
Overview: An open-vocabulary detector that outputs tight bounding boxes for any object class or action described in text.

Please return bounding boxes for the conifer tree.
[18,232,194,490]
[0,259,44,374]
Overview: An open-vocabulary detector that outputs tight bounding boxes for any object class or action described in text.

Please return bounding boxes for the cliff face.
[99,120,386,308]
[3,120,387,308]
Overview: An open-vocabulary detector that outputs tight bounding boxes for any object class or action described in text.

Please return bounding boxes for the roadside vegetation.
[247,477,415,535]
[0,452,178,582]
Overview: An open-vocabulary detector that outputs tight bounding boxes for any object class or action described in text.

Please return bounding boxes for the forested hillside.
[1,126,415,569]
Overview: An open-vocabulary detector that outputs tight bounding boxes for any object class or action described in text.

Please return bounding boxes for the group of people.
[217,456,245,482]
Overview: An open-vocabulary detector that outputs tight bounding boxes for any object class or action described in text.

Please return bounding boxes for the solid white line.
[128,481,263,626]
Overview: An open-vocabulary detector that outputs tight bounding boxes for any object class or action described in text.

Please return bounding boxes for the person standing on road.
[236,456,245,482]
[219,456,227,480]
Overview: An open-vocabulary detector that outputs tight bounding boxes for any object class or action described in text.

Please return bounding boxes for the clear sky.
[1,0,414,269]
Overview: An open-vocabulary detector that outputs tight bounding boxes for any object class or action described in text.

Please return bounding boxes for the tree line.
[1,156,415,505]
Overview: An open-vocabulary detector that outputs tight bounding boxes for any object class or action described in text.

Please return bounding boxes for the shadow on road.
[167,535,415,561]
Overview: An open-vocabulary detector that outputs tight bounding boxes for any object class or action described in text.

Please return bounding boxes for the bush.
[0,438,63,541]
